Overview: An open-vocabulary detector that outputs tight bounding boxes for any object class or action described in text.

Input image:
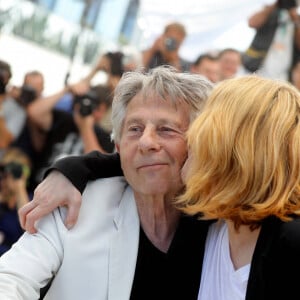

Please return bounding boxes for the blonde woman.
[179,75,300,300]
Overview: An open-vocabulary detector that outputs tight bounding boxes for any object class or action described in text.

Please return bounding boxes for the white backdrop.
[137,0,274,60]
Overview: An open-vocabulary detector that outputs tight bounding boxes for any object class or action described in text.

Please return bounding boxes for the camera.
[73,90,98,117]
[19,85,37,105]
[164,38,178,51]
[0,162,23,179]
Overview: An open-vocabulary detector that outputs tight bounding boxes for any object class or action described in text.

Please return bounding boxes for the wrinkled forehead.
[126,92,191,125]
[136,89,188,110]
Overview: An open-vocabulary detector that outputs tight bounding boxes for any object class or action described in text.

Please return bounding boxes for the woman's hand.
[18,170,82,233]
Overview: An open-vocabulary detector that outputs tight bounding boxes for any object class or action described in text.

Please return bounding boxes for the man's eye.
[159,127,174,132]
[128,126,142,132]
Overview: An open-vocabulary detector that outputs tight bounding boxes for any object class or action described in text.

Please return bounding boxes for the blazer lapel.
[246,217,281,300]
[108,185,140,300]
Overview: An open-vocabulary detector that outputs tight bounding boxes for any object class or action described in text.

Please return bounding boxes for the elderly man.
[0,66,212,300]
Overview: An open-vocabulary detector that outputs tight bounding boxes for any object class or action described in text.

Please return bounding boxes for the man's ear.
[116,144,120,153]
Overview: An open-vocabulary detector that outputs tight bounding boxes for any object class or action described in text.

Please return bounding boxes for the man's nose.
[138,127,161,152]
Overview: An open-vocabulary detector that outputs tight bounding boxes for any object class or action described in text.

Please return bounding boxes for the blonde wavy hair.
[177,75,300,229]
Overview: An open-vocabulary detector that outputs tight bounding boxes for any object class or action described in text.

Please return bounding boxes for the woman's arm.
[248,2,278,29]
[48,151,122,193]
[19,151,122,233]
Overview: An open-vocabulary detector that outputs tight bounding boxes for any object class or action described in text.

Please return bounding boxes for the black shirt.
[130,216,210,300]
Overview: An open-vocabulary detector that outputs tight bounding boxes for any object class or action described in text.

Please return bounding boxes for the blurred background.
[0,0,275,93]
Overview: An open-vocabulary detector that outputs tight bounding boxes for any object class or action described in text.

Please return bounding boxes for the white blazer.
[0,177,140,300]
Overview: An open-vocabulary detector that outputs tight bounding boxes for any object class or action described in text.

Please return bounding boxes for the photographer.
[11,70,46,154]
[9,70,44,107]
[27,77,114,189]
[142,22,190,72]
[0,60,26,152]
[243,0,300,80]
[0,148,31,256]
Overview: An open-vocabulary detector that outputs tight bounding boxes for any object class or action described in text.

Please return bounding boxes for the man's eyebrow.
[125,117,183,127]
[125,117,142,124]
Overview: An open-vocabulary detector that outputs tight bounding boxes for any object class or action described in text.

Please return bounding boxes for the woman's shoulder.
[179,215,215,234]
[263,216,300,250]
[279,216,300,241]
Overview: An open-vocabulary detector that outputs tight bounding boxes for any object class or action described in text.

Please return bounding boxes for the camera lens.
[4,162,23,179]
[79,97,93,116]
[165,38,178,51]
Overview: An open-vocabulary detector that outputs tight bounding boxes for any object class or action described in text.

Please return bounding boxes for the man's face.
[24,74,44,98]
[163,28,185,52]
[219,51,241,80]
[192,58,220,83]
[117,93,190,198]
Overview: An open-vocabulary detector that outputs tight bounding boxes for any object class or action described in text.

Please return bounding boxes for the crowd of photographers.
[0,50,125,256]
[1,9,300,257]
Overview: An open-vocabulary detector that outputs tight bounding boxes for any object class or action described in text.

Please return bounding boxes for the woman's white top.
[197,220,250,300]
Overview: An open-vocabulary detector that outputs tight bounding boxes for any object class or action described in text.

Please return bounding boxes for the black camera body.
[0,162,23,179]
[164,38,178,51]
[73,90,98,117]
[19,85,37,105]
